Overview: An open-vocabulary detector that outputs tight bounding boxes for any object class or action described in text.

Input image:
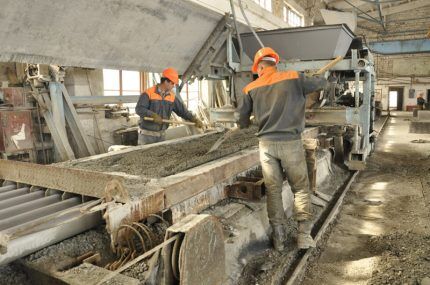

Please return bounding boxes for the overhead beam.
[361,0,429,19]
[368,38,430,54]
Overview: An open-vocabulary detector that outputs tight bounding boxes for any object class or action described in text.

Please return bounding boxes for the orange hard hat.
[162,67,179,85]
[252,47,280,73]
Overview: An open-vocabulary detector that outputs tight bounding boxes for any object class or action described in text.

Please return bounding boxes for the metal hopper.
[240,24,355,61]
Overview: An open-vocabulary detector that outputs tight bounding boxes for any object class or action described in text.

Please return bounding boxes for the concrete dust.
[64,263,136,285]
[63,127,259,177]
[24,226,115,271]
[0,263,31,285]
[368,231,430,285]
[302,116,430,285]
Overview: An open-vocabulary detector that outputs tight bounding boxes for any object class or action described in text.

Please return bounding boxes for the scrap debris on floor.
[302,116,430,285]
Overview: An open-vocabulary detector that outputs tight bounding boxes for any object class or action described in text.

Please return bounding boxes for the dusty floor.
[62,127,259,177]
[302,113,430,285]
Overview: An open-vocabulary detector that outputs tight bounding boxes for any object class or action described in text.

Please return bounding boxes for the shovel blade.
[205,128,238,154]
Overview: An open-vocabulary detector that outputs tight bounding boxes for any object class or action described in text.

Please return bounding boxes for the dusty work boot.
[272,225,286,251]
[297,221,316,249]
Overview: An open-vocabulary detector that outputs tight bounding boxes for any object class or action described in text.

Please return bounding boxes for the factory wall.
[377,81,430,111]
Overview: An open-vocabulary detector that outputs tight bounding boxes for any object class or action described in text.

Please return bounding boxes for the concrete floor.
[302,113,430,285]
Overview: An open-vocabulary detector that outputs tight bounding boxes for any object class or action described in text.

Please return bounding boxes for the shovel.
[143,116,196,126]
[206,127,239,154]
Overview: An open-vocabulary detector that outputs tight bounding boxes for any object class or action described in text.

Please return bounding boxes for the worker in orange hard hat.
[238,47,328,251]
[252,47,280,75]
[135,67,204,145]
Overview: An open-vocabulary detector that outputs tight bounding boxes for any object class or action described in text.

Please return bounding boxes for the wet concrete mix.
[62,127,259,177]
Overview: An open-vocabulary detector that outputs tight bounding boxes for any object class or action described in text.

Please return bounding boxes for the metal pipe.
[344,0,384,28]
[0,197,81,231]
[0,210,101,265]
[375,0,387,32]
[357,15,381,24]
[238,0,264,48]
[0,185,16,194]
[0,187,29,201]
[70,95,140,105]
[0,194,61,220]
[354,126,360,152]
[355,70,360,108]
[0,191,45,209]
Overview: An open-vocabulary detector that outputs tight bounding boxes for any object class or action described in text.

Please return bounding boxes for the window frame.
[283,2,304,27]
[103,69,144,96]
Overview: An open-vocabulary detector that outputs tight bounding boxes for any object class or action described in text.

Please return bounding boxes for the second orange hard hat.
[252,47,280,73]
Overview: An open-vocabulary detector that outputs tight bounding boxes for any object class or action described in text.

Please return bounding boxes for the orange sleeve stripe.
[243,71,299,94]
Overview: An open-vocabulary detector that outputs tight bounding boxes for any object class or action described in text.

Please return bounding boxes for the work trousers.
[259,139,312,226]
[138,133,166,145]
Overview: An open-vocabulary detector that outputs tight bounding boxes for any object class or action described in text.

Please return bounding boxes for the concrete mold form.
[0,127,321,274]
[0,129,259,264]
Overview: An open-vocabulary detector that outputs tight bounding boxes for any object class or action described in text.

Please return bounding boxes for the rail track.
[282,115,389,285]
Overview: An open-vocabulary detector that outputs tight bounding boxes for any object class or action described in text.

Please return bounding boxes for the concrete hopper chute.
[240,24,356,61]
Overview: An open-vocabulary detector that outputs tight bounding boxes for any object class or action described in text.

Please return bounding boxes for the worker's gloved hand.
[150,113,163,124]
[304,70,318,78]
[191,116,204,129]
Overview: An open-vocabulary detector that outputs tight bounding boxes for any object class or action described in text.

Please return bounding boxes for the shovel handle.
[315,56,344,75]
[143,117,195,126]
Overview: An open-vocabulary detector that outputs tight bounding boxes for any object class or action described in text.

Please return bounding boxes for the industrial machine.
[184,22,376,170]
[0,1,376,284]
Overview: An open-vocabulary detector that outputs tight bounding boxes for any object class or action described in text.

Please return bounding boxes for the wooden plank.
[162,149,259,207]
[60,83,96,156]
[32,91,75,160]
[0,160,137,201]
[63,102,92,157]
[49,82,65,129]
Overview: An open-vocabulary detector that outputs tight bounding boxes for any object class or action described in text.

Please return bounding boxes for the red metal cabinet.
[0,110,33,153]
[0,87,27,107]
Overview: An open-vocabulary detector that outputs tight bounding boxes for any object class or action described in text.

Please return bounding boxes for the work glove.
[191,116,204,129]
[150,113,163,124]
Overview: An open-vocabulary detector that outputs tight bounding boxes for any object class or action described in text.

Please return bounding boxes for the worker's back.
[239,66,326,141]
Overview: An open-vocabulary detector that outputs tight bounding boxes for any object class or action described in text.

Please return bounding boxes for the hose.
[238,0,264,48]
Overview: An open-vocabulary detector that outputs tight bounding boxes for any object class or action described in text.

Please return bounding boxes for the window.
[253,0,272,12]
[180,80,208,113]
[283,4,304,27]
[103,70,208,115]
[103,69,142,113]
